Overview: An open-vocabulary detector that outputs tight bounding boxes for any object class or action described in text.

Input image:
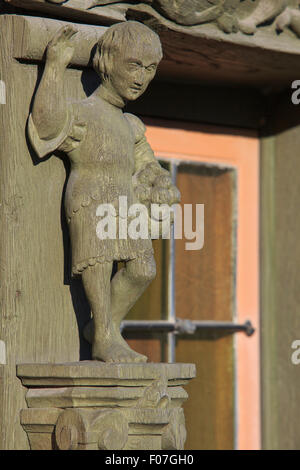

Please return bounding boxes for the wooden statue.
[28,21,180,363]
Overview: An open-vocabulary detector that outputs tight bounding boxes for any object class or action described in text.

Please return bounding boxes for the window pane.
[125,238,169,323]
[175,163,236,450]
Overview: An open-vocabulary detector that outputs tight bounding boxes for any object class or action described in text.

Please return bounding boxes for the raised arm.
[32,25,77,141]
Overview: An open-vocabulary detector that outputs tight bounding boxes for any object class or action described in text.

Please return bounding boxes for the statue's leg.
[82,261,148,363]
[110,252,156,329]
[238,0,287,35]
[276,6,300,38]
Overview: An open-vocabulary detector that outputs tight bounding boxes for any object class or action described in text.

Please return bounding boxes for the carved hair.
[93,21,163,80]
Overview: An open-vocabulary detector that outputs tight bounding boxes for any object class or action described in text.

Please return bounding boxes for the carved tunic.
[28,94,162,275]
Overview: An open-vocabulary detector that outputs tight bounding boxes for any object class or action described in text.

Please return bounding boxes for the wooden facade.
[0,0,300,450]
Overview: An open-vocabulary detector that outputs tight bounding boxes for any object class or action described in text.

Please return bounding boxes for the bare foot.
[85,319,148,362]
[92,339,147,363]
[84,318,136,355]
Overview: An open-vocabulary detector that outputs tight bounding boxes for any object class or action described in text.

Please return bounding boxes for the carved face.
[109,42,160,101]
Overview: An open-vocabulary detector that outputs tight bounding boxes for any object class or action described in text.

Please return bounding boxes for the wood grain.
[0,15,93,449]
[5,0,124,24]
[11,15,106,66]
[261,92,300,450]
[4,5,300,89]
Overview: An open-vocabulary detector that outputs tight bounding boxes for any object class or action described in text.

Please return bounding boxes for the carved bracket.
[18,362,196,450]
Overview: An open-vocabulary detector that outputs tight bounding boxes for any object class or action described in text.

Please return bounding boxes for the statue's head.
[93,21,163,101]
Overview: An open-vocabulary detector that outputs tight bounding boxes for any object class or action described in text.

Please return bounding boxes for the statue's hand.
[151,185,181,206]
[152,173,181,206]
[46,25,77,68]
[133,163,181,205]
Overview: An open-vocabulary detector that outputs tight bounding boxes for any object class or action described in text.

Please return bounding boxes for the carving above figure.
[90,0,240,28]
[276,3,300,37]
[238,0,289,35]
[6,0,300,39]
[91,0,300,37]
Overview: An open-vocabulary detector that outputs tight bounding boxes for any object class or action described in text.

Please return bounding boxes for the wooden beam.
[5,0,124,24]
[10,15,106,66]
[5,1,300,89]
[128,81,265,130]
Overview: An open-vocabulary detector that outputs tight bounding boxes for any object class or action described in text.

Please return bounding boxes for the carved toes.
[92,341,148,363]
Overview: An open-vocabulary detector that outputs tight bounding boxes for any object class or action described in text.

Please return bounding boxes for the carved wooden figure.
[28,21,180,363]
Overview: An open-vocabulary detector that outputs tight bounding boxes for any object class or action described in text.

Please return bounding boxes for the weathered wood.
[5,0,125,24]
[128,84,265,130]
[260,92,300,450]
[20,407,61,432]
[19,362,195,450]
[25,385,187,408]
[0,15,94,450]
[4,1,300,39]
[27,20,180,363]
[11,15,106,66]
[17,361,196,386]
[4,7,300,88]
[155,25,300,89]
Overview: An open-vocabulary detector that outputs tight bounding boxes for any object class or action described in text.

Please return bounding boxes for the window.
[123,119,260,450]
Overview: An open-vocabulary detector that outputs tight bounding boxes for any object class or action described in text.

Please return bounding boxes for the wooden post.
[0,15,106,449]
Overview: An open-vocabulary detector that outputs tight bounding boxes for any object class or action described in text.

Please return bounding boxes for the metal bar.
[168,161,177,326]
[121,321,174,332]
[121,319,255,336]
[167,161,178,363]
[191,320,255,336]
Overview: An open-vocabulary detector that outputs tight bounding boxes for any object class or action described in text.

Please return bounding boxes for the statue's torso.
[64,95,138,219]
[60,95,153,273]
